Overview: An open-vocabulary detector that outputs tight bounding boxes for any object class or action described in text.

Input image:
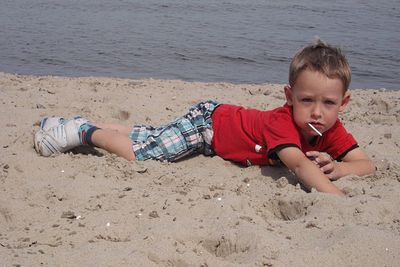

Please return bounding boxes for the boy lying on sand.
[34,40,375,196]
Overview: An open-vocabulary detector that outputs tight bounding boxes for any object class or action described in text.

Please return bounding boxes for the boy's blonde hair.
[289,39,351,92]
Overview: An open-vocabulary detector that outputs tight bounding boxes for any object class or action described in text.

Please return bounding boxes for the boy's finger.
[306,151,321,162]
[320,157,331,165]
[306,151,320,157]
[321,164,333,174]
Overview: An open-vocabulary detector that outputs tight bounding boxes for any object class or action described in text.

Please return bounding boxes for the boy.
[34,40,375,196]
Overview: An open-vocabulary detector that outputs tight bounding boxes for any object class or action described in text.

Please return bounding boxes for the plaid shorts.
[129,100,219,162]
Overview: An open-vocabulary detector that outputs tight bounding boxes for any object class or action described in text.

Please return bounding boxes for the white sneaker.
[40,116,66,131]
[34,117,88,157]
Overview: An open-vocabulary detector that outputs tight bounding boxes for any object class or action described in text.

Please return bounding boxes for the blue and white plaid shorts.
[129,100,219,162]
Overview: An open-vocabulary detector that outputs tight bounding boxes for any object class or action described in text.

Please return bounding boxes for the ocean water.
[0,0,399,90]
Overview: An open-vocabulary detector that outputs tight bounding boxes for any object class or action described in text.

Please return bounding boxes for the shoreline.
[2,71,399,91]
[1,72,399,266]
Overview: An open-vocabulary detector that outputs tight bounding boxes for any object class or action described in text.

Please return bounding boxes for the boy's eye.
[301,98,312,102]
[325,100,336,105]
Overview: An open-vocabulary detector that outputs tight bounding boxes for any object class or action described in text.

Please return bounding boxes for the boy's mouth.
[309,121,323,127]
[307,122,323,136]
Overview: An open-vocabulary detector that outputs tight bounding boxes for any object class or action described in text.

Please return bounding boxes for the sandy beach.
[1,72,399,266]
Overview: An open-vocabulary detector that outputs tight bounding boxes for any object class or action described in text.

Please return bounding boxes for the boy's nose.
[311,104,322,118]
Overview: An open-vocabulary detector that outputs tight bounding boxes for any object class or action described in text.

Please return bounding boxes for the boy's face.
[284,70,350,141]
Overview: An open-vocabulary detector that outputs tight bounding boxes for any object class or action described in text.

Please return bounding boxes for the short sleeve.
[264,106,301,158]
[323,120,358,160]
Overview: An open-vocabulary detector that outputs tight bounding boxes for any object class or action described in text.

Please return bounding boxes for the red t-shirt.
[211,104,358,166]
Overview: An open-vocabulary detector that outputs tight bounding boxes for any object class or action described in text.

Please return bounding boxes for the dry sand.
[0,72,399,266]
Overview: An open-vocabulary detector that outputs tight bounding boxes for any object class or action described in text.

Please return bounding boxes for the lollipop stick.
[308,123,322,136]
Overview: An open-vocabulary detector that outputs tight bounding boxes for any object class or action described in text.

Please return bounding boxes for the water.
[1,0,399,90]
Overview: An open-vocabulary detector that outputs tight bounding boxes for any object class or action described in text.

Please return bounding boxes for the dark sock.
[79,124,99,146]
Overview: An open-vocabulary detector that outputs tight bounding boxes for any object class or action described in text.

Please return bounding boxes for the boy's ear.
[339,92,351,112]
[284,85,293,105]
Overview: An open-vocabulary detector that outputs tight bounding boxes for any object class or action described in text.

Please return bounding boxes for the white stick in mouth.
[308,123,322,136]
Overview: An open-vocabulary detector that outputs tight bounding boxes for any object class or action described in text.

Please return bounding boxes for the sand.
[0,72,399,266]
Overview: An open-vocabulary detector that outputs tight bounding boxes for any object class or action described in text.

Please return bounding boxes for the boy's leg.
[93,122,132,136]
[90,128,136,161]
[78,122,136,160]
[88,122,138,160]
[35,117,136,160]
[40,117,132,136]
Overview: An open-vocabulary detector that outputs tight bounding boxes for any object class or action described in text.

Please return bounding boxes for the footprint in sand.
[267,196,314,221]
[201,231,257,260]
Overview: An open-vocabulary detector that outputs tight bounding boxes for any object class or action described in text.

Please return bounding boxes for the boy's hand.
[306,147,376,181]
[306,151,340,180]
[277,147,344,196]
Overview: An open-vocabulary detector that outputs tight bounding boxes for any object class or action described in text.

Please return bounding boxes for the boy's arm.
[277,147,345,196]
[306,147,375,180]
[336,148,375,176]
